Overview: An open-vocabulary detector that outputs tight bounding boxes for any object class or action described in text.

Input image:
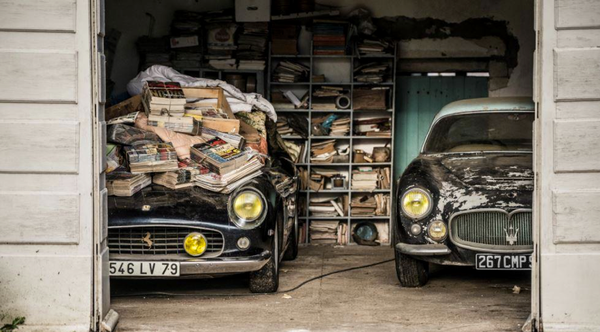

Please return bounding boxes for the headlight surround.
[228,189,267,230]
[401,187,433,220]
[428,220,447,242]
[183,232,207,257]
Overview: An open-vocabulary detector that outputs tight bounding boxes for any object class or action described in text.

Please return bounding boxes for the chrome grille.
[450,210,533,252]
[108,226,224,257]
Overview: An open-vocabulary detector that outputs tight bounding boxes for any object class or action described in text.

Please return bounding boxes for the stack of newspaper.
[125,142,179,173]
[106,172,152,196]
[194,157,264,193]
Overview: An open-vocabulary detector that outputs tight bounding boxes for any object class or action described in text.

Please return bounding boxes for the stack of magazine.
[194,157,264,193]
[125,142,179,173]
[142,81,187,116]
[106,173,152,196]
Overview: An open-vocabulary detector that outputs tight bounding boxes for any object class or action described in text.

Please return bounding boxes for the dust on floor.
[111,246,530,332]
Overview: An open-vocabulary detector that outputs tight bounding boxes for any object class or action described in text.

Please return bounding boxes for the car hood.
[438,153,533,192]
[108,185,231,227]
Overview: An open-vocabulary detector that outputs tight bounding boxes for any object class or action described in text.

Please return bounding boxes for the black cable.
[112,258,394,298]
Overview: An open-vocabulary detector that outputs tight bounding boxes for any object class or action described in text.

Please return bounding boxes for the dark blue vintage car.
[108,156,298,293]
[394,97,535,287]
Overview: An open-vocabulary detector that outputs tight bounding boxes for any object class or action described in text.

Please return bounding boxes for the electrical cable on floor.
[111,258,394,298]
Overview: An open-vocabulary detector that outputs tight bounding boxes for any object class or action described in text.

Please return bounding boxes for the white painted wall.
[107,0,533,98]
[535,0,600,330]
[0,0,95,330]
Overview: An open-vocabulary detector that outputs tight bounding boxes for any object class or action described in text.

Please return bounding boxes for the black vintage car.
[108,155,298,293]
[394,97,535,287]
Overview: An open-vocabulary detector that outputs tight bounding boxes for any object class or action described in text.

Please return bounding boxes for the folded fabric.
[127,65,277,121]
[135,112,206,160]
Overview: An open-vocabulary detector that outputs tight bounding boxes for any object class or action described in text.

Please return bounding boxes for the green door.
[394,76,488,182]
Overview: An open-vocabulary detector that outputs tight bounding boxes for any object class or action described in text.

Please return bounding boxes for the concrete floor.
[111,246,531,332]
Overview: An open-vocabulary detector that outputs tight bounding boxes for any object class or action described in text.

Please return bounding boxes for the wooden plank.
[0,31,76,51]
[0,174,78,192]
[553,191,600,243]
[0,51,77,103]
[554,119,600,172]
[556,0,600,29]
[0,122,79,173]
[557,29,600,48]
[0,0,77,32]
[0,193,79,244]
[0,103,78,121]
[556,101,600,119]
[555,49,600,101]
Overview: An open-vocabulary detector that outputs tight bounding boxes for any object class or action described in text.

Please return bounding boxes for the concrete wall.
[106,0,533,97]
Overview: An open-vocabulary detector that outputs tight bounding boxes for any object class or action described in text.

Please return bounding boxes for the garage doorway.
[393,74,489,180]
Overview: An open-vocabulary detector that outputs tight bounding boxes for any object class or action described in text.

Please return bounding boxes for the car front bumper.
[110,250,271,277]
[395,243,452,256]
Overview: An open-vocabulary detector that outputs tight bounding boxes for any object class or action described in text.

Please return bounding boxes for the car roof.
[433,97,534,123]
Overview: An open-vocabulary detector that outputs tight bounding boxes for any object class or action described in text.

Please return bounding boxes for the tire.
[394,245,429,287]
[249,224,279,293]
[282,214,298,261]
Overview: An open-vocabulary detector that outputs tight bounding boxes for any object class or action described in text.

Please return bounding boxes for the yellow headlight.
[184,232,207,257]
[233,192,264,221]
[428,220,447,242]
[401,188,433,219]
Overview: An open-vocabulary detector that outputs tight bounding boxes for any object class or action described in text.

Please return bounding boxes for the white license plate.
[109,261,180,277]
[475,254,532,270]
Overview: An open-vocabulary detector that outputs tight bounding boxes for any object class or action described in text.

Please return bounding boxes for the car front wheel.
[395,248,429,287]
[249,224,279,293]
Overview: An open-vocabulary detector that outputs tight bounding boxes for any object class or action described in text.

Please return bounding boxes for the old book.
[107,172,152,196]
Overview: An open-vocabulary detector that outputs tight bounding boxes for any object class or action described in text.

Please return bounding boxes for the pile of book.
[142,81,186,116]
[312,86,347,109]
[309,195,347,217]
[354,117,392,137]
[125,143,179,173]
[313,20,346,55]
[351,167,390,191]
[330,117,351,136]
[351,167,379,191]
[310,221,341,244]
[236,23,268,70]
[107,173,152,197]
[271,24,298,55]
[311,139,337,163]
[153,160,208,190]
[194,157,263,193]
[351,194,390,216]
[277,115,301,136]
[272,61,310,83]
[170,11,203,69]
[354,62,389,83]
[205,23,237,69]
[357,38,392,56]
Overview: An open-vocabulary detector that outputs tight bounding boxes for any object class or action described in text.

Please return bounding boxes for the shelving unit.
[267,42,397,246]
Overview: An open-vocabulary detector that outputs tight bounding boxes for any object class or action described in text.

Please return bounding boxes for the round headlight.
[230,190,266,229]
[401,188,433,219]
[184,232,207,257]
[428,220,447,242]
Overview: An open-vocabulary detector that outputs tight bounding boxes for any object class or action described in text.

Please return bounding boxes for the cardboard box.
[106,95,143,120]
[235,0,270,22]
[182,87,240,134]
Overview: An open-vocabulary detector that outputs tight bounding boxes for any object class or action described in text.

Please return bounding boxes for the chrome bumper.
[111,251,271,276]
[395,243,452,256]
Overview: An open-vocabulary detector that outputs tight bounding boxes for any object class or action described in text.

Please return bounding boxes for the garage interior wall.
[107,0,534,98]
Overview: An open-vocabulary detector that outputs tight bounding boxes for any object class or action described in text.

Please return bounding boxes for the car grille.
[108,226,224,257]
[449,210,533,252]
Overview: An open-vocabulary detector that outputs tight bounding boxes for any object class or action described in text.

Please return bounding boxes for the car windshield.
[423,112,533,153]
